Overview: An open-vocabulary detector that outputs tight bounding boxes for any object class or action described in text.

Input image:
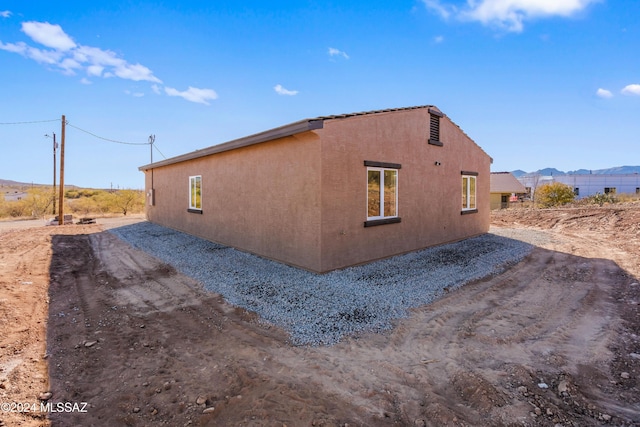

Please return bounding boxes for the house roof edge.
[139,118,323,171]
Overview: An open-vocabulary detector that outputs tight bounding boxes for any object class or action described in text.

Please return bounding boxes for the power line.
[153,143,167,160]
[66,122,150,146]
[0,119,59,125]
[2,117,164,159]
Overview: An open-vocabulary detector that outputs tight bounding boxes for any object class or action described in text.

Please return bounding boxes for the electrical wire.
[0,119,59,125]
[2,118,166,160]
[153,144,168,160]
[66,122,150,146]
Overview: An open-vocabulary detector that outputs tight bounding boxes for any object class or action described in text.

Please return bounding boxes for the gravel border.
[109,223,534,346]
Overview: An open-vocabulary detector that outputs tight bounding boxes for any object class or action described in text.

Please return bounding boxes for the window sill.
[187,208,203,214]
[364,217,401,227]
[461,209,478,215]
[428,139,443,147]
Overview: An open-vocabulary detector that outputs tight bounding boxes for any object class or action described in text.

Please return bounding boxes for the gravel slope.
[109,222,534,345]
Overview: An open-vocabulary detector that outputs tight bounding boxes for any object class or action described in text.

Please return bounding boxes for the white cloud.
[1,10,11,18]
[0,41,25,54]
[73,45,121,67]
[113,62,160,83]
[422,0,455,19]
[1,23,162,83]
[621,84,640,96]
[164,86,218,105]
[423,0,600,32]
[434,35,445,43]
[596,88,613,98]
[1,20,218,105]
[328,47,349,59]
[60,57,82,74]
[125,90,145,98]
[274,84,299,96]
[80,78,92,85]
[22,21,77,51]
[0,41,62,64]
[86,64,104,77]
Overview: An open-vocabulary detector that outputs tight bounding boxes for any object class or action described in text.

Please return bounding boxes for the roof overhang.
[139,118,324,171]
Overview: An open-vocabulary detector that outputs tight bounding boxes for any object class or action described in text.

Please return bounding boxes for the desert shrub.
[584,192,617,206]
[111,189,144,215]
[616,192,640,203]
[536,182,575,208]
[66,188,101,199]
[67,189,144,216]
[24,188,55,218]
[68,196,100,216]
[0,187,145,219]
[0,197,26,217]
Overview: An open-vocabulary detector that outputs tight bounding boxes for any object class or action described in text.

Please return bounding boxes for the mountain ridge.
[510,165,640,178]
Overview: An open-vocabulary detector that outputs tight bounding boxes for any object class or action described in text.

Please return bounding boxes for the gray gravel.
[109,222,535,346]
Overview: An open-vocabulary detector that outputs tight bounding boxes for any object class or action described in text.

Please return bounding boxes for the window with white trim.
[367,167,398,220]
[462,173,477,212]
[189,175,202,212]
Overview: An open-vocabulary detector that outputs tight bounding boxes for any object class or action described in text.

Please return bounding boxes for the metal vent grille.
[430,114,439,140]
[428,113,443,146]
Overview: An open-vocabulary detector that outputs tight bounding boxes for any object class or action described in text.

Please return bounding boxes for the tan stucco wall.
[143,108,491,273]
[490,193,504,210]
[145,133,323,271]
[317,109,491,271]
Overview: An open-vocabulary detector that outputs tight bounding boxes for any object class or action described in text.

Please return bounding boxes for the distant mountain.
[537,168,565,176]
[0,179,32,187]
[567,169,591,175]
[511,165,640,176]
[589,165,640,174]
[1,179,80,189]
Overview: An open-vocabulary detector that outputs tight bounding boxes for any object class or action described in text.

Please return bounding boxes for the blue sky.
[1,0,638,189]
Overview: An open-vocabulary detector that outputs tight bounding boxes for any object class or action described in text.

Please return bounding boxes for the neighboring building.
[139,105,492,273]
[518,173,640,199]
[490,172,526,209]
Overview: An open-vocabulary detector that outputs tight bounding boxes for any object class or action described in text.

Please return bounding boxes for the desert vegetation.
[0,186,145,219]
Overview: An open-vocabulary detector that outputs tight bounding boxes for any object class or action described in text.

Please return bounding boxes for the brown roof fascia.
[139,118,323,171]
[138,104,478,171]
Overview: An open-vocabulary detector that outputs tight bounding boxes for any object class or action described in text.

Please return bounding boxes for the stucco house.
[490,172,527,209]
[139,105,492,273]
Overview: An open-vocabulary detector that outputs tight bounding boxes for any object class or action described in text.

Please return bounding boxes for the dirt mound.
[491,202,640,234]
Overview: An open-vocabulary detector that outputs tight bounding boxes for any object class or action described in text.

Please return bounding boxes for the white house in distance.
[518,173,640,199]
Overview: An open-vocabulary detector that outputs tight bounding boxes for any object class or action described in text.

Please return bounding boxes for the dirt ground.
[1,205,639,427]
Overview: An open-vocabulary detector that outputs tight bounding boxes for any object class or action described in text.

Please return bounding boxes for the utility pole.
[149,134,155,206]
[149,134,155,164]
[45,133,58,215]
[52,133,57,215]
[58,115,66,226]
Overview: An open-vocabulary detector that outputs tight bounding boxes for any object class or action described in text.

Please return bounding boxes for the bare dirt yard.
[1,204,639,427]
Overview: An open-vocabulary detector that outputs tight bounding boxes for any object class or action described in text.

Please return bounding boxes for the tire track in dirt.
[46,231,377,426]
[297,242,637,426]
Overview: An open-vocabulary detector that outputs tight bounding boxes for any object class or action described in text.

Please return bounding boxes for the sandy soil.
[0,206,639,426]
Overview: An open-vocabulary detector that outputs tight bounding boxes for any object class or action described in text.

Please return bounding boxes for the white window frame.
[462,174,477,211]
[189,175,202,211]
[367,167,399,220]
